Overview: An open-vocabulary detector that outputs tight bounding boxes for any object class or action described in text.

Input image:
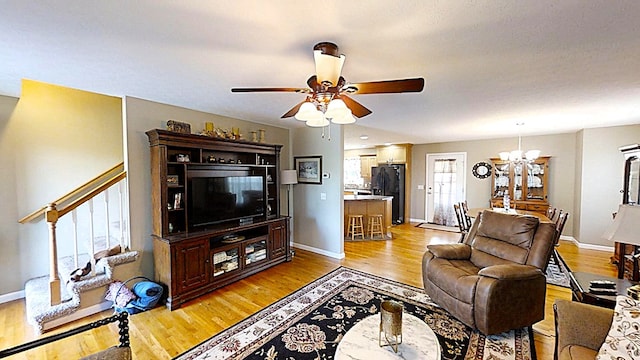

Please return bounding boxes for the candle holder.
[379,300,403,352]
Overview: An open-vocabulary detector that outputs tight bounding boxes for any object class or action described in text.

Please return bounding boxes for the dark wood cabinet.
[175,238,209,293]
[147,129,291,310]
[621,144,640,205]
[269,219,289,260]
[489,157,550,215]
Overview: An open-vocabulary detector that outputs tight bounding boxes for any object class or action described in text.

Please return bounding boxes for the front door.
[425,153,466,225]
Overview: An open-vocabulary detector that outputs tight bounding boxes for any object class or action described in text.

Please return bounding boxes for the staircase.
[19,163,140,334]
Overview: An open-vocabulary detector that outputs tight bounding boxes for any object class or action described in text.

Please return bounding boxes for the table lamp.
[603,204,640,279]
[281,170,298,216]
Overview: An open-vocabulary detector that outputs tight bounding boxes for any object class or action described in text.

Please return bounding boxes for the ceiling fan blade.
[341,96,372,118]
[231,87,310,93]
[281,100,307,118]
[345,78,425,94]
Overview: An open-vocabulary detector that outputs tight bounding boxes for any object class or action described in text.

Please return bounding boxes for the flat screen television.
[187,175,265,229]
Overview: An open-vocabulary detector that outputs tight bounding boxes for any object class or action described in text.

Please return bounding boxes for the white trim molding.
[293,242,345,259]
[559,236,615,252]
[42,301,113,331]
[0,290,25,304]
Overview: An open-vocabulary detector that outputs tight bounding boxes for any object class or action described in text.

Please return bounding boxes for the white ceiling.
[1,1,639,149]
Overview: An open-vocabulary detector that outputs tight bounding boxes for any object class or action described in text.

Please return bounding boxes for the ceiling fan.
[231,42,425,126]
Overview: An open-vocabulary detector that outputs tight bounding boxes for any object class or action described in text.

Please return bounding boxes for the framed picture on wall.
[294,156,322,184]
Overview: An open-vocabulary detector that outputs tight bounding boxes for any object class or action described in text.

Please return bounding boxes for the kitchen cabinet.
[376,144,412,164]
[359,155,377,182]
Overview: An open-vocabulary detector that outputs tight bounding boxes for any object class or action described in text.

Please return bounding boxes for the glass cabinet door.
[212,247,240,278]
[624,155,640,205]
[245,239,268,266]
[526,160,546,201]
[493,162,510,199]
[513,163,524,201]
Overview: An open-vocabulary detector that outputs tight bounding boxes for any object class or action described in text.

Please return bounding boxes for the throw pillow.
[105,281,136,308]
[596,295,640,359]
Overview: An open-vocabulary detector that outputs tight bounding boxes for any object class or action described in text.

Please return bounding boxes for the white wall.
[124,96,291,277]
[578,125,640,246]
[0,80,123,294]
[291,124,344,258]
[411,132,577,234]
[0,95,21,294]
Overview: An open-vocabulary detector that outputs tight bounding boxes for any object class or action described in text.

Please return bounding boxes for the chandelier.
[499,124,540,162]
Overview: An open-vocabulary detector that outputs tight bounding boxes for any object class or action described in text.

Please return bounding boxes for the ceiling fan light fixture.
[313,50,345,87]
[331,112,356,125]
[294,101,319,121]
[324,98,351,121]
[306,116,330,127]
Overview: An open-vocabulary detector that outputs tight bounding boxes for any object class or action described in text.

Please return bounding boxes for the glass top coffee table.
[335,313,441,359]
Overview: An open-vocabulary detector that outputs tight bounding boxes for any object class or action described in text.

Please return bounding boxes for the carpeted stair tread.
[25,250,139,333]
[58,251,139,292]
[25,276,80,332]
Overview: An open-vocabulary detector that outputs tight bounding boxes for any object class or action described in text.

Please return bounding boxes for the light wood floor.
[0,223,618,359]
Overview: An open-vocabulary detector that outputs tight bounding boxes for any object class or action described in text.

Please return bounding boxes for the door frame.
[425,152,467,223]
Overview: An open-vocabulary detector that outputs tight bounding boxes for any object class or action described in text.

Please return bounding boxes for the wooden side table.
[569,272,636,309]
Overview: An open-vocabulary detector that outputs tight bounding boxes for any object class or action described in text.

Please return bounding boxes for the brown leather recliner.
[422,210,556,335]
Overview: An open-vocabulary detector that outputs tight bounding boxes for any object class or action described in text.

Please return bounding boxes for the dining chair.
[453,203,467,242]
[460,201,473,229]
[546,207,557,222]
[550,211,569,267]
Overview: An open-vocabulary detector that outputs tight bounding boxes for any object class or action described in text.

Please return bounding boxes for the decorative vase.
[379,300,403,352]
[258,129,265,143]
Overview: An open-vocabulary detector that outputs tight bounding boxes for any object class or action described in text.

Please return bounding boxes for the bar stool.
[368,214,384,239]
[347,215,365,240]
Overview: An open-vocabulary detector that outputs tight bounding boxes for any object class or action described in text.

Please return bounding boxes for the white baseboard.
[42,301,113,331]
[293,243,345,259]
[410,218,427,223]
[577,242,614,252]
[558,236,614,252]
[0,290,25,304]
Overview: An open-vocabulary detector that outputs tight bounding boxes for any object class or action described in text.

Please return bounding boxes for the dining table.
[468,207,553,223]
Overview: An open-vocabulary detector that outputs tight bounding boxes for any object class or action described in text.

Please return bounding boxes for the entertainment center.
[146,129,291,310]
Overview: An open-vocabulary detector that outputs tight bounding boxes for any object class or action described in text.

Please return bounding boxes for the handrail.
[0,312,129,357]
[19,162,124,223]
[58,171,127,218]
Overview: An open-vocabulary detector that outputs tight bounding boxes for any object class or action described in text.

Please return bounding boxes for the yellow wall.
[4,80,123,292]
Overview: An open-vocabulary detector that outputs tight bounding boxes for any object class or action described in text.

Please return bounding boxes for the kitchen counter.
[344,195,391,201]
[344,188,372,195]
[344,195,393,240]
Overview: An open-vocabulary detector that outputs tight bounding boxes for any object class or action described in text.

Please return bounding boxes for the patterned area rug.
[546,251,571,288]
[175,267,535,360]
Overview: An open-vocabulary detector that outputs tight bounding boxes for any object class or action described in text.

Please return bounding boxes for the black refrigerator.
[371,164,405,224]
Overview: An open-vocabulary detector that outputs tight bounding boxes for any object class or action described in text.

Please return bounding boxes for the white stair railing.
[88,199,96,277]
[104,190,111,250]
[19,163,128,306]
[72,209,79,270]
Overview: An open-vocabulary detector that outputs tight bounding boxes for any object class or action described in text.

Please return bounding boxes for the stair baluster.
[118,181,125,253]
[88,199,96,277]
[104,190,111,250]
[72,209,79,269]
